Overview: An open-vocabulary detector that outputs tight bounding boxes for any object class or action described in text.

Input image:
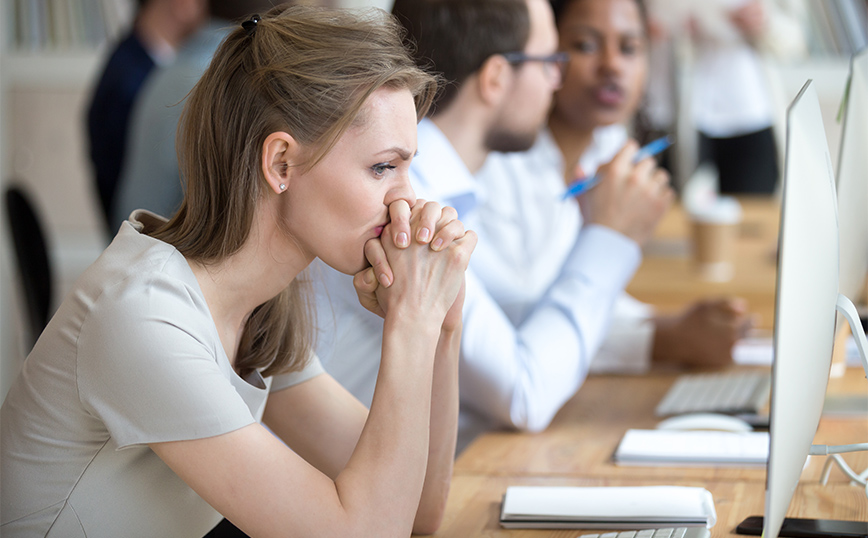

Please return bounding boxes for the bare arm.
[263,374,367,480]
[151,314,443,537]
[413,291,463,534]
[151,202,474,537]
[353,201,469,533]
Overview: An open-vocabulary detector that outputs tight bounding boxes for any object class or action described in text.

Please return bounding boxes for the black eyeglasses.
[501,51,569,81]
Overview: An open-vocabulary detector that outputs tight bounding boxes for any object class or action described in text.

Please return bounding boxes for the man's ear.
[476,54,513,107]
[262,132,300,194]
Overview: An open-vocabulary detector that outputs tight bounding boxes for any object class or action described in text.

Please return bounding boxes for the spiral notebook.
[500,486,717,529]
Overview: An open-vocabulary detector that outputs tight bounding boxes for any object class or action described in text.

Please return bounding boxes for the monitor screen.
[765,80,839,538]
[836,48,868,306]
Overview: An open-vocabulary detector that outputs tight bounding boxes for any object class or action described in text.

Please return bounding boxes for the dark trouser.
[698,127,779,194]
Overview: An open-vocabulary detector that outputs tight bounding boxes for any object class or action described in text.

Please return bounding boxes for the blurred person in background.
[111,0,276,232]
[643,0,807,193]
[474,0,754,398]
[87,0,206,236]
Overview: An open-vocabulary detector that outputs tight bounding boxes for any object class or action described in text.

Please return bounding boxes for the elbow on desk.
[511,415,553,434]
[502,363,579,433]
[509,397,559,434]
[412,495,449,535]
[412,510,445,535]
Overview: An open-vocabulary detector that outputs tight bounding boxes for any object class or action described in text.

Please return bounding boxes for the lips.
[593,82,625,107]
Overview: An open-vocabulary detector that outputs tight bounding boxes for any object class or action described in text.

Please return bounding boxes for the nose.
[600,42,624,75]
[386,171,416,208]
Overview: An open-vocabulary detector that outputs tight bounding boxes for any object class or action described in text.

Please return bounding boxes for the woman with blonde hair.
[1,5,475,537]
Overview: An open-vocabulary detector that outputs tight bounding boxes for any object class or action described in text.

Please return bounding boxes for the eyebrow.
[564,24,645,39]
[377,147,417,161]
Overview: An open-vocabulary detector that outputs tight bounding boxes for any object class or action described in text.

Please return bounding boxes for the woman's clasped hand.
[353,199,476,331]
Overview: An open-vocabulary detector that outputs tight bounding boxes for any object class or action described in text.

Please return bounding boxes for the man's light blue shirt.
[314,119,642,452]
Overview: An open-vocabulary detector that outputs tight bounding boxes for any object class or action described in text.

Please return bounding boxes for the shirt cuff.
[562,224,642,292]
[590,293,656,374]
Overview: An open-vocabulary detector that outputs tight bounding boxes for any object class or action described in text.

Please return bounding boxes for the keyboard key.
[655,371,771,416]
[578,527,710,538]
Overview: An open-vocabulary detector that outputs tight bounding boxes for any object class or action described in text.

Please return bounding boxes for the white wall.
[0,54,108,400]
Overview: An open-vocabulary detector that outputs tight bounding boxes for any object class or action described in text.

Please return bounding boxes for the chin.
[486,128,538,154]
[347,259,368,276]
[591,109,625,127]
[333,259,367,276]
[316,251,367,277]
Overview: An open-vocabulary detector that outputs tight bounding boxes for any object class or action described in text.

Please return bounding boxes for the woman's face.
[281,86,418,275]
[552,0,648,132]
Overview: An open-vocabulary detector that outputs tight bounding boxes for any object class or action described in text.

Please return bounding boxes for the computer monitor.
[764,80,840,538]
[836,48,868,307]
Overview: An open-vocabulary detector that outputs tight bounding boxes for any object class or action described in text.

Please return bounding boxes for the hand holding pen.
[575,138,674,246]
[562,135,674,200]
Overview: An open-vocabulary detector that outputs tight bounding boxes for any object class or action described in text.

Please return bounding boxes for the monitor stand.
[835,294,868,376]
[735,516,867,538]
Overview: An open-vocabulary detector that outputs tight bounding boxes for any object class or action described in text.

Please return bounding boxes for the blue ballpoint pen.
[561,135,675,200]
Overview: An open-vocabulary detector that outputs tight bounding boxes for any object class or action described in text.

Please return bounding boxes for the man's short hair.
[392,0,530,114]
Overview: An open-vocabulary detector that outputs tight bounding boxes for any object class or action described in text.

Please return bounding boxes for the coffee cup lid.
[688,196,742,224]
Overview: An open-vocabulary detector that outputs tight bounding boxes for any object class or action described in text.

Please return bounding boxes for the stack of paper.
[500,486,717,529]
[614,429,769,466]
[734,335,865,367]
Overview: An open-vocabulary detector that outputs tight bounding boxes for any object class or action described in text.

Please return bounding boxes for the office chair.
[4,184,53,349]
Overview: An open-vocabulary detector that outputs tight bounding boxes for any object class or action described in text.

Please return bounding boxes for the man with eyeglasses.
[311,0,671,453]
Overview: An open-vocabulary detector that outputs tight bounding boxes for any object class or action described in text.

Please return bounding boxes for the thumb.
[353,267,385,318]
[572,163,586,182]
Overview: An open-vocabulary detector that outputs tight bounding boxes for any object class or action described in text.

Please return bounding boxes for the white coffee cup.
[688,196,742,282]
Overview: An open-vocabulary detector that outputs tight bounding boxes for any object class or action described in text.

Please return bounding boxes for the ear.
[476,54,513,107]
[261,131,300,194]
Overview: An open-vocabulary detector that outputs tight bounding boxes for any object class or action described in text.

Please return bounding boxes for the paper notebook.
[500,485,717,529]
[614,429,769,466]
[736,335,867,367]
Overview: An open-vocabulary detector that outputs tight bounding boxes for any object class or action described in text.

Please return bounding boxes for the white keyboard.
[655,371,771,417]
[579,527,710,538]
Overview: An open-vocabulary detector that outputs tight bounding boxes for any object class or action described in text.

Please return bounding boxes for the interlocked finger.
[388,199,413,249]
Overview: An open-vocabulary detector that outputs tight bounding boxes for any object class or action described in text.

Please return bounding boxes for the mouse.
[656,413,754,433]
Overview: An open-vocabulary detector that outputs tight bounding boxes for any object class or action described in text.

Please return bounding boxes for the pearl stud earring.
[279,183,286,191]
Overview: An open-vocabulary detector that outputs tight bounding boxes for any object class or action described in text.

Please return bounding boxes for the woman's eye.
[621,40,642,56]
[372,163,396,177]
[570,39,597,53]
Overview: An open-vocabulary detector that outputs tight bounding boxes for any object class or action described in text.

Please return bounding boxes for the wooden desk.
[442,368,867,537]
[627,198,780,330]
[432,475,866,537]
[433,197,867,537]
[455,368,867,484]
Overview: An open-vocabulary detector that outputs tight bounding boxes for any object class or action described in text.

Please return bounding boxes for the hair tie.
[242,14,260,36]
